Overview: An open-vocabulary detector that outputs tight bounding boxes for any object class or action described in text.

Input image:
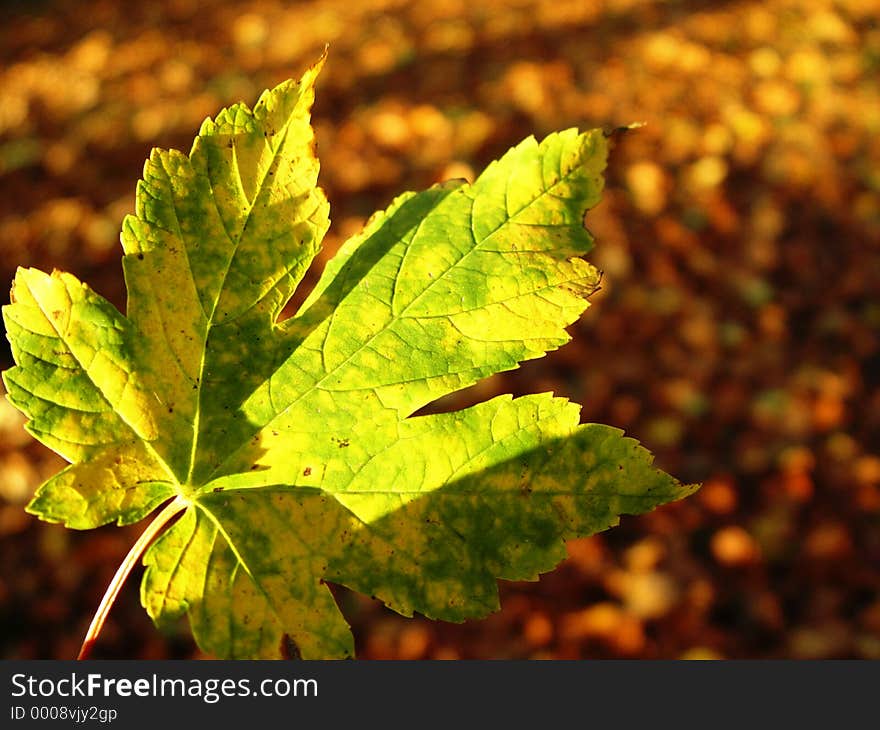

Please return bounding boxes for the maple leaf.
[2,55,698,659]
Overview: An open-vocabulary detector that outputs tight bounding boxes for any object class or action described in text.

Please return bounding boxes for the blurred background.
[1,0,878,659]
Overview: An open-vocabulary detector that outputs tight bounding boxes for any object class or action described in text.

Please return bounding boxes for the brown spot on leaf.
[280,634,301,660]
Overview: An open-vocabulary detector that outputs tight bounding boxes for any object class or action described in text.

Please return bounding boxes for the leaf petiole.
[77,495,188,660]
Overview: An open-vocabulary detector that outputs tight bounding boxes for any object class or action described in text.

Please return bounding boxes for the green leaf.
[2,56,698,659]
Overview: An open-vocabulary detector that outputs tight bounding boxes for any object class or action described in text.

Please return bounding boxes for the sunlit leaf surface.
[2,57,696,659]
